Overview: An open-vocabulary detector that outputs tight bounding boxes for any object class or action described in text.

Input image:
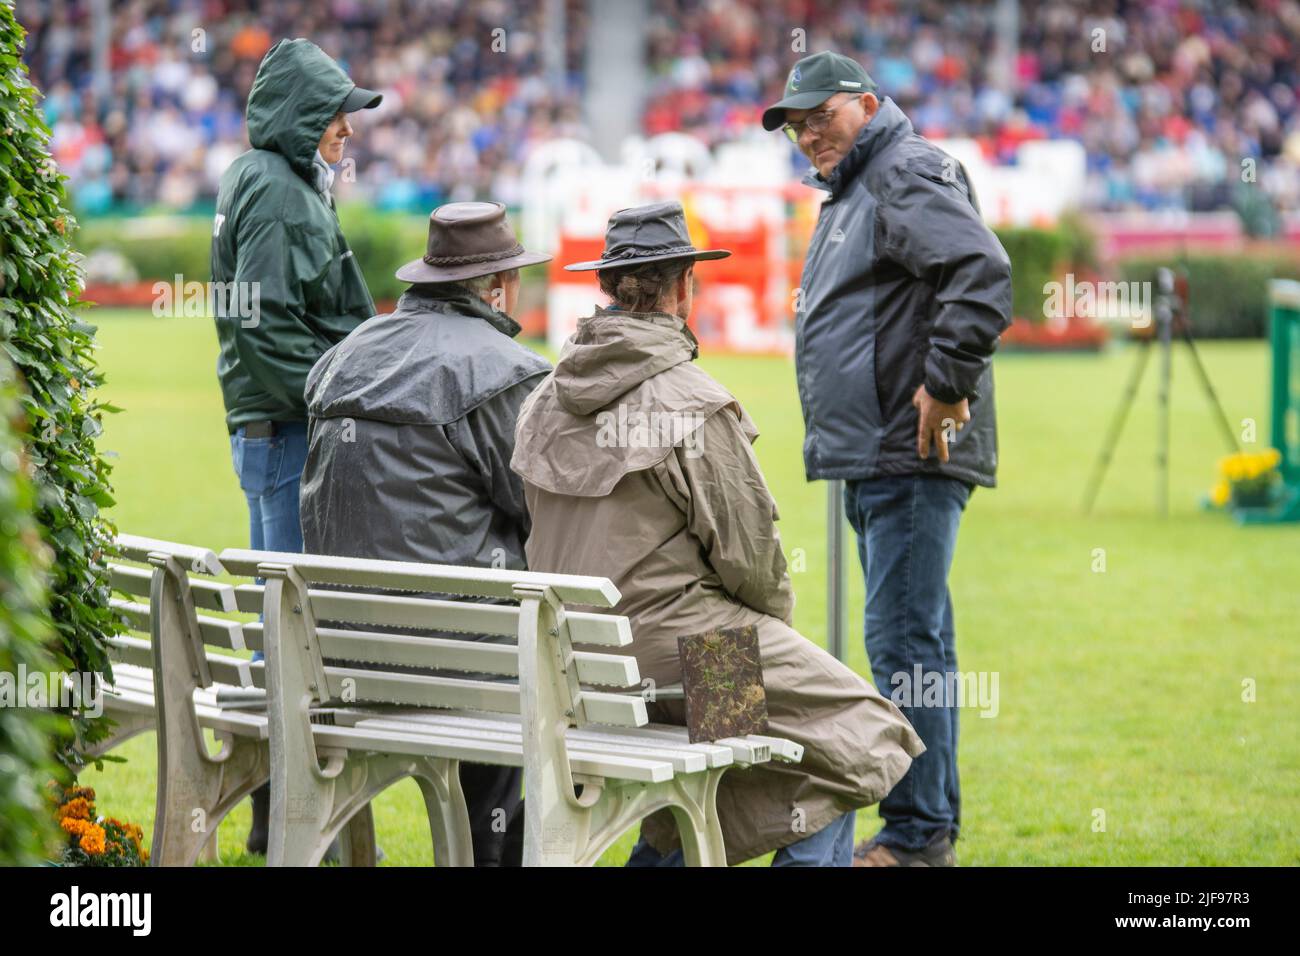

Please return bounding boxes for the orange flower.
[58,798,91,821]
[60,817,90,837]
[78,825,107,855]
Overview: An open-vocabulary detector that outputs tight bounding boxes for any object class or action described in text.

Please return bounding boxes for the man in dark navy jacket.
[763,51,1013,867]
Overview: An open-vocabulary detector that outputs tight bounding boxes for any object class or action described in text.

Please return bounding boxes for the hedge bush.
[0,352,60,866]
[1,1,120,766]
[80,205,1104,320]
[77,216,212,286]
[75,205,432,303]
[1118,252,1300,339]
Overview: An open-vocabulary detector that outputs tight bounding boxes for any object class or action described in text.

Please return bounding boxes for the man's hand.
[912,384,970,463]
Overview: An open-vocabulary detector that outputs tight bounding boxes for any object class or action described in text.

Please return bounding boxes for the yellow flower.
[1210,481,1230,507]
[1218,450,1280,484]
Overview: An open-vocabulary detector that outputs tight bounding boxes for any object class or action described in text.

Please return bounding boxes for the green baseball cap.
[761,51,877,131]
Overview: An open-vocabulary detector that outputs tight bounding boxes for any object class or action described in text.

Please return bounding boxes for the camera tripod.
[1082,268,1240,516]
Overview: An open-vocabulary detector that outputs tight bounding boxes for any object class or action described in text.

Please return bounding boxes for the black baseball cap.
[761,51,877,131]
[340,84,383,112]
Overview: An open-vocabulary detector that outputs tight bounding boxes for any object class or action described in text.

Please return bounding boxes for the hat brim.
[563,248,731,272]
[395,249,552,284]
[761,90,840,130]
[341,86,383,112]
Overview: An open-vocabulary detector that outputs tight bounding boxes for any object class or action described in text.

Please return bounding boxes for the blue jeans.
[230,422,308,661]
[844,473,971,853]
[625,811,856,867]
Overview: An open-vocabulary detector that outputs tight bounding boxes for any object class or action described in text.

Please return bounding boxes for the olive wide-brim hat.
[563,201,731,272]
[395,201,551,284]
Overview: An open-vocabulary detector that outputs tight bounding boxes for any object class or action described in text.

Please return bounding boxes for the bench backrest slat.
[221,548,620,608]
[106,634,254,690]
[111,594,246,653]
[117,534,222,575]
[234,583,631,648]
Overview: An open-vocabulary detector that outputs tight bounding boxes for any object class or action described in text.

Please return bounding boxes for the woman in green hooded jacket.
[209,37,382,854]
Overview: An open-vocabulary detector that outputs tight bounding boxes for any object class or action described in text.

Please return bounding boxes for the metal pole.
[542,0,565,98]
[1157,293,1173,518]
[827,479,846,662]
[91,0,111,99]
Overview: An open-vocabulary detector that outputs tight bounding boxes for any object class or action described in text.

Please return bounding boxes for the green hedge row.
[3,1,120,777]
[78,207,1102,316]
[76,205,1300,338]
[76,206,434,304]
[0,353,59,866]
[1118,253,1300,339]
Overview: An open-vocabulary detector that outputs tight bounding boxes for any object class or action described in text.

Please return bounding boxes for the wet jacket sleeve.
[450,373,549,537]
[230,212,335,408]
[876,167,1013,404]
[669,410,795,624]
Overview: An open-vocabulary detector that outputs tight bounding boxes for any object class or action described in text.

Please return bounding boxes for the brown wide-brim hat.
[395,201,551,284]
[563,201,731,271]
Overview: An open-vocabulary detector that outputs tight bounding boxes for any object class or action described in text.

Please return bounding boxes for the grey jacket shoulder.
[868,133,975,206]
[306,302,551,426]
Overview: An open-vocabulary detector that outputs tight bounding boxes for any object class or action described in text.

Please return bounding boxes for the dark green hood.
[246,38,356,180]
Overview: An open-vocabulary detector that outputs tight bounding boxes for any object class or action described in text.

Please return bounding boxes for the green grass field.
[79,309,1300,865]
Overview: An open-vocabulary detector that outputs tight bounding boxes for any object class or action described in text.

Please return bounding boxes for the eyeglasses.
[783,100,846,143]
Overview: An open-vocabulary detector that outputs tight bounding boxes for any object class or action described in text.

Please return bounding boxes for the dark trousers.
[845,473,971,852]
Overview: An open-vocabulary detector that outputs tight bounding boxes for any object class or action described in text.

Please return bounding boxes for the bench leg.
[336,802,377,866]
[198,830,219,863]
[667,771,727,867]
[555,770,729,867]
[271,750,466,867]
[152,732,269,867]
[411,758,474,867]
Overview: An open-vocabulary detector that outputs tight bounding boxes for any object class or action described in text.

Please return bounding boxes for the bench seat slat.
[314,723,674,783]
[191,703,268,739]
[101,687,155,713]
[342,712,710,773]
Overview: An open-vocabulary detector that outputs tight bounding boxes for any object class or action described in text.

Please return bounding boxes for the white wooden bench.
[102,534,374,866]
[218,547,804,866]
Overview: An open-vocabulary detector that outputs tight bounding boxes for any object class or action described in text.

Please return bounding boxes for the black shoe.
[245,783,270,856]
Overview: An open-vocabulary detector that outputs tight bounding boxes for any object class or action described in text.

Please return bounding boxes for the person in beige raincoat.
[511,201,924,866]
